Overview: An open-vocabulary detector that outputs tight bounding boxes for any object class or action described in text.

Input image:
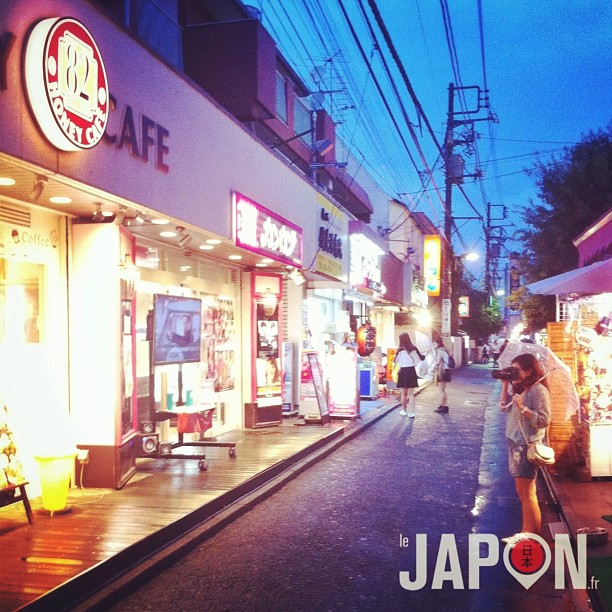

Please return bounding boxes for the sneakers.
[434,405,449,414]
[501,533,529,545]
[399,410,407,416]
[399,410,415,417]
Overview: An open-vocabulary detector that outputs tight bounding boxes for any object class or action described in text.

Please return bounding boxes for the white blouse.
[395,349,416,367]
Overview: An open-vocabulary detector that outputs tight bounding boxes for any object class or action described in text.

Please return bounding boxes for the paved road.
[109,366,575,611]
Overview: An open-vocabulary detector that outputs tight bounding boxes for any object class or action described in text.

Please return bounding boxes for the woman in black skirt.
[394,332,423,417]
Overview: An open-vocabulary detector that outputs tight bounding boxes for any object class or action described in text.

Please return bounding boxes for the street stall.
[527,239,612,478]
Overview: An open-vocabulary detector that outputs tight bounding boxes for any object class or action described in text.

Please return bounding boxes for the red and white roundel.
[25,17,109,151]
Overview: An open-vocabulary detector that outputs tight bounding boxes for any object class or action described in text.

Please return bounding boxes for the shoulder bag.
[518,412,555,467]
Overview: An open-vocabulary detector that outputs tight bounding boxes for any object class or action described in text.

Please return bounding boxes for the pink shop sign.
[233,192,303,267]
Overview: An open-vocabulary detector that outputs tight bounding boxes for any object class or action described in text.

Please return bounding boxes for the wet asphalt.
[108,365,578,612]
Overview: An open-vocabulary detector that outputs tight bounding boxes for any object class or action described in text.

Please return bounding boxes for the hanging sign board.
[424,235,441,296]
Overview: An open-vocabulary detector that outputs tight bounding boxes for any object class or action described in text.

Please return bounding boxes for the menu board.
[308,352,329,417]
[300,350,329,420]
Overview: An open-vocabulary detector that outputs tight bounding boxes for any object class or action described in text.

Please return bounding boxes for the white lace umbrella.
[498,340,579,421]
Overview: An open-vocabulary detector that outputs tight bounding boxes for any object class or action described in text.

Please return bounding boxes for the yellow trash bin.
[34,453,76,513]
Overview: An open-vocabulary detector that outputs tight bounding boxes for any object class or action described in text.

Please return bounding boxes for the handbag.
[518,411,555,467]
[526,442,555,466]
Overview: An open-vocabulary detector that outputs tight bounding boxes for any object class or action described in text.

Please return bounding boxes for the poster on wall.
[256,300,281,400]
[202,297,235,393]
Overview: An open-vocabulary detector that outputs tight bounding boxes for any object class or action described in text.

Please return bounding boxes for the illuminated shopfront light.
[206,239,221,245]
[424,235,441,297]
[415,310,433,327]
[24,18,109,151]
[228,254,242,260]
[160,230,177,238]
[150,218,170,225]
[0,177,16,186]
[49,196,72,204]
[199,244,214,250]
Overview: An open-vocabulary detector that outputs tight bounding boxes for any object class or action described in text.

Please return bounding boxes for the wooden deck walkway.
[0,420,349,611]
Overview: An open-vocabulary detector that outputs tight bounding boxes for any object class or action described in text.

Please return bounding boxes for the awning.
[526,258,612,295]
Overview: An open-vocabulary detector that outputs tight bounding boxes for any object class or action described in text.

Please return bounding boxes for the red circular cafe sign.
[24,17,109,151]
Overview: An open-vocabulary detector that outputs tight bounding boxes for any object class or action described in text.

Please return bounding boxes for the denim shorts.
[508,441,537,479]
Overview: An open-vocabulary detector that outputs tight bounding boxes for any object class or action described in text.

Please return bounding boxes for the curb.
[32,385,430,611]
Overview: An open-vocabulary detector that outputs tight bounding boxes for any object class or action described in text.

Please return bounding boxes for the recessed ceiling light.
[179,265,191,272]
[151,218,170,225]
[0,177,16,186]
[101,210,114,217]
[199,244,214,250]
[49,196,72,204]
[160,230,177,238]
[255,263,268,267]
[206,239,221,245]
[228,255,242,260]
[261,258,273,263]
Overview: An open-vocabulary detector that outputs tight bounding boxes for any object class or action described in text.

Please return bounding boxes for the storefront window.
[134,242,242,434]
[0,259,44,344]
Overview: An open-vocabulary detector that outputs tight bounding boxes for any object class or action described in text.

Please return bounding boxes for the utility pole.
[486,202,510,301]
[442,83,491,338]
[441,84,455,339]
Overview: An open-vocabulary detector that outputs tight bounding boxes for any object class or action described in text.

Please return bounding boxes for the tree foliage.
[458,288,503,340]
[510,125,612,330]
[518,125,612,281]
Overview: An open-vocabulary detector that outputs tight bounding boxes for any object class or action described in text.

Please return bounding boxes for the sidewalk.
[0,389,412,612]
[1,371,610,611]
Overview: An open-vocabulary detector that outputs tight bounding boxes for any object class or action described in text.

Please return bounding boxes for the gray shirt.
[505,383,552,445]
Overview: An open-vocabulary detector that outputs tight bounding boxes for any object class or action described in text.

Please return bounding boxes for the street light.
[454,251,479,270]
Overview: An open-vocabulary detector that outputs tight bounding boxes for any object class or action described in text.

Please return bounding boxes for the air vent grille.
[0,203,31,227]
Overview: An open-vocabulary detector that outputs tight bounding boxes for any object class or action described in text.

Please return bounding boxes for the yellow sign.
[424,235,441,296]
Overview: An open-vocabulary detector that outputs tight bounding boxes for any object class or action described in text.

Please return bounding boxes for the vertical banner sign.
[442,298,451,337]
[424,235,441,296]
[281,342,295,414]
[458,296,470,318]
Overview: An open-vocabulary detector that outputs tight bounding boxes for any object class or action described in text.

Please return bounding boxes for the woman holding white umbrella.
[498,353,552,544]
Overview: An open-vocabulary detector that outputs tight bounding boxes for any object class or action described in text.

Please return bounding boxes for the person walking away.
[498,353,551,544]
[394,332,424,417]
[433,338,451,413]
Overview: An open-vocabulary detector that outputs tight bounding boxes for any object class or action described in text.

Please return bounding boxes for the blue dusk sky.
[255,0,611,284]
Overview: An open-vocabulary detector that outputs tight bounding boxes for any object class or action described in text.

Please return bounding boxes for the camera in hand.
[492,366,519,381]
